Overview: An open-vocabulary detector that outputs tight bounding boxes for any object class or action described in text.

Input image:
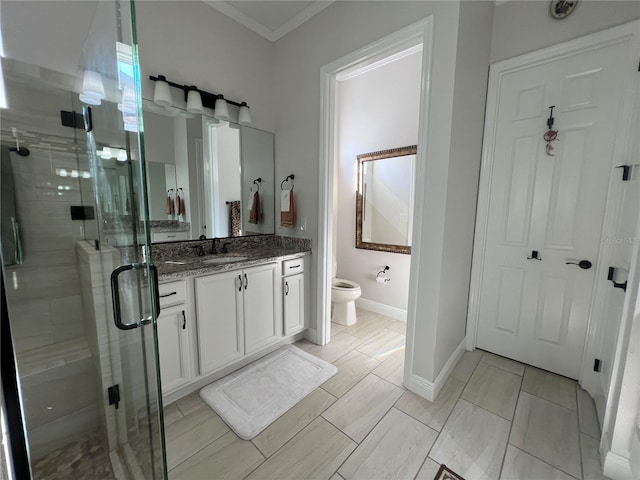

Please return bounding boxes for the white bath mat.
[199,344,337,440]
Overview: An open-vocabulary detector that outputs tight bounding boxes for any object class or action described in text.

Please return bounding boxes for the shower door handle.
[111,264,161,330]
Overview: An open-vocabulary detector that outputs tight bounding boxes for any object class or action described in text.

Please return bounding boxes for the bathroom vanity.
[153,236,310,404]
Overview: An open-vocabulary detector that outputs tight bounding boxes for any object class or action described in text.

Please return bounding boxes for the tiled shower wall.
[2,132,91,353]
[1,66,101,457]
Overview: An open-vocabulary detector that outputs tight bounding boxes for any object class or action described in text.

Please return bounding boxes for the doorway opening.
[317,18,433,394]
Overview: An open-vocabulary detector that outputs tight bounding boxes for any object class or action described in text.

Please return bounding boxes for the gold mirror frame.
[355,145,416,255]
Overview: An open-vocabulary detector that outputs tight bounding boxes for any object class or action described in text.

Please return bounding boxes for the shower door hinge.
[108,384,121,410]
[60,110,85,129]
[593,358,602,372]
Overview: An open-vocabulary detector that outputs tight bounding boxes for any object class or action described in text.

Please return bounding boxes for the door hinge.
[108,384,120,410]
[593,358,601,372]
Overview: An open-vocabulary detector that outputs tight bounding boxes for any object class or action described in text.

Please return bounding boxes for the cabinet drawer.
[158,280,186,307]
[283,257,304,276]
[152,231,190,243]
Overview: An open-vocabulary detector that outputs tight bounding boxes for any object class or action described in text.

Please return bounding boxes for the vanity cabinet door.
[243,263,280,354]
[157,304,191,394]
[196,271,244,375]
[283,272,305,336]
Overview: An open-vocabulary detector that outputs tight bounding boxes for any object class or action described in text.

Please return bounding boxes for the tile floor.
[164,309,608,480]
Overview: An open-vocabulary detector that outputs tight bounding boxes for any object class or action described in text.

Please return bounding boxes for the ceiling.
[203,1,334,42]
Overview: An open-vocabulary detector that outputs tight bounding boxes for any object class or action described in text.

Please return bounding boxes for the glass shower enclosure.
[0,1,166,478]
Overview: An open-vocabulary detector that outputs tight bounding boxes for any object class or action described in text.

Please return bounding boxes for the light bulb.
[100,147,112,159]
[81,70,105,101]
[153,75,172,106]
[238,103,251,125]
[186,88,203,114]
[214,96,229,120]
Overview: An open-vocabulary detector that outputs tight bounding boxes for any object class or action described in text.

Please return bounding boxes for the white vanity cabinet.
[156,280,192,395]
[195,263,280,375]
[282,258,306,336]
[243,263,281,354]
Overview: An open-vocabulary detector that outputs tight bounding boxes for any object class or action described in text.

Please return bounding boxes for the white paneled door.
[476,35,632,379]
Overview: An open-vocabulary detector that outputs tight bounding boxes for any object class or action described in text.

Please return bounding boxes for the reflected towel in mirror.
[248,191,262,224]
[228,201,241,236]
[281,189,295,227]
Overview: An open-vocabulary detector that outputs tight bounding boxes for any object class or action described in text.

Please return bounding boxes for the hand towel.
[228,201,241,236]
[166,194,174,216]
[179,196,186,218]
[280,189,295,227]
[175,194,182,216]
[280,190,290,212]
[248,191,262,224]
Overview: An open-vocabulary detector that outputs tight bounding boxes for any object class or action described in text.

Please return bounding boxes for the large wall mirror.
[356,145,416,254]
[141,100,275,240]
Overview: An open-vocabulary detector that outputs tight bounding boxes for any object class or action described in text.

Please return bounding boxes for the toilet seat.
[332,278,360,290]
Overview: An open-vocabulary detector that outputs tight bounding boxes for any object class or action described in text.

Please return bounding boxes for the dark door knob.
[565,260,592,269]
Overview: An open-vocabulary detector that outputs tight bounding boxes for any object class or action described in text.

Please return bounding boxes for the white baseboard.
[433,337,467,395]
[603,450,633,480]
[356,298,407,321]
[405,337,466,402]
[405,372,435,401]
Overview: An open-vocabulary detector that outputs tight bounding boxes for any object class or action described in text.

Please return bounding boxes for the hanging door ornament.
[544,105,559,156]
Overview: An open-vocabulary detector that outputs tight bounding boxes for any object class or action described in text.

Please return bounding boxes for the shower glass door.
[0,0,165,478]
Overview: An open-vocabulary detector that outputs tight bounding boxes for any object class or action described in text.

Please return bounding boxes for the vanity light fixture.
[238,102,252,126]
[149,74,251,125]
[80,70,105,105]
[153,75,172,106]
[214,96,229,120]
[96,146,128,163]
[186,86,204,114]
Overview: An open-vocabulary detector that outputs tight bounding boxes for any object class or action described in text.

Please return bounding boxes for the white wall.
[135,1,276,133]
[491,0,640,62]
[273,0,494,385]
[433,0,494,375]
[335,50,422,312]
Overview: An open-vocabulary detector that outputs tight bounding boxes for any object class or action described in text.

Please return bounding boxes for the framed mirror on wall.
[136,102,275,240]
[356,145,416,254]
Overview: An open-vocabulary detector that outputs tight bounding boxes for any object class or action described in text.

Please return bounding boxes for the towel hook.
[280,174,295,191]
[252,178,262,192]
[376,266,390,278]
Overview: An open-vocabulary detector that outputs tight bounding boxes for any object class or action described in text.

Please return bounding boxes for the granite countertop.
[152,225,191,233]
[155,246,309,280]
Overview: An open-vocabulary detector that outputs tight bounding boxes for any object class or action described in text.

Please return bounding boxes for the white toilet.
[331,256,361,326]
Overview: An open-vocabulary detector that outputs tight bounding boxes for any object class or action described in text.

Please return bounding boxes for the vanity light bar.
[149,75,249,110]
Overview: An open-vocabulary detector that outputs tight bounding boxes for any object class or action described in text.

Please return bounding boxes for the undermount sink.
[202,255,249,265]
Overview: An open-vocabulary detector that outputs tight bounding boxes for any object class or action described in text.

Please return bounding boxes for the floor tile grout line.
[496,370,524,479]
[251,388,340,460]
[167,426,229,475]
[391,390,445,432]
[575,384,585,480]
[326,399,403,478]
[506,444,582,480]
[424,354,484,462]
